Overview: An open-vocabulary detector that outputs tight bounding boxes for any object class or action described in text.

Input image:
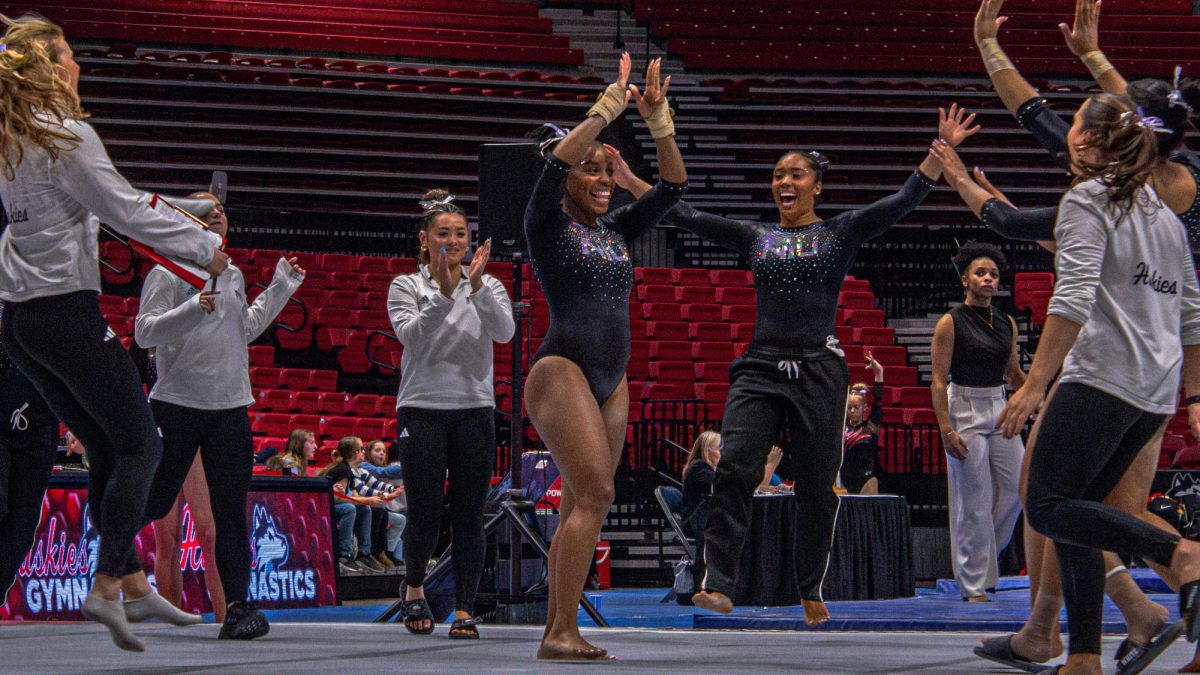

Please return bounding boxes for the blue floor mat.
[230,569,1178,634]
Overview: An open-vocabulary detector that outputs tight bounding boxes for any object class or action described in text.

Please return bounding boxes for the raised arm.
[929,142,1056,250]
[557,54,631,167]
[525,55,633,240]
[601,59,689,240]
[244,257,305,343]
[974,0,1040,115]
[631,58,686,185]
[54,122,228,276]
[837,106,978,243]
[1060,0,1127,94]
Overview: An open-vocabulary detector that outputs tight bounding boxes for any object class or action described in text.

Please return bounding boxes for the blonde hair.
[683,430,720,477]
[0,13,87,179]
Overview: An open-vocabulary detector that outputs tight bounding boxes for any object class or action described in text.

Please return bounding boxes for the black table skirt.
[734,494,914,605]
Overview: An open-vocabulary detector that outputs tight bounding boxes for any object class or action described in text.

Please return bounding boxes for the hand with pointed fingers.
[631,58,672,119]
[1060,0,1102,57]
[938,103,981,148]
[974,0,1009,44]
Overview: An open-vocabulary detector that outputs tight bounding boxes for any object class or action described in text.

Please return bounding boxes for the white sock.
[82,594,145,652]
[123,591,202,626]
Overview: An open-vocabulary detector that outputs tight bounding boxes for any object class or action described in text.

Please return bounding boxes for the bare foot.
[1180,652,1200,672]
[1124,602,1169,649]
[537,636,614,661]
[998,627,1062,664]
[693,591,733,614]
[966,595,991,603]
[802,599,829,626]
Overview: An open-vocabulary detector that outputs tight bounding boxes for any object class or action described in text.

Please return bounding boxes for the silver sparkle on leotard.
[752,225,845,300]
[538,221,632,308]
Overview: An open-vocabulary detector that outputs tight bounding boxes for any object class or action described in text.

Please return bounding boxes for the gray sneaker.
[356,555,384,573]
[338,557,359,575]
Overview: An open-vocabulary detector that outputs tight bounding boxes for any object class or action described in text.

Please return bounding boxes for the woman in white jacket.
[0,14,228,651]
[387,189,513,639]
[135,194,304,641]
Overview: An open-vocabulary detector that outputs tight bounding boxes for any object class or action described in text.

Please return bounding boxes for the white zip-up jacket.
[135,258,303,410]
[387,265,514,410]
[0,117,218,302]
[1051,179,1200,414]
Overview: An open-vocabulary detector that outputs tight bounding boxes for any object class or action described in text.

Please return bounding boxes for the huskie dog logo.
[1169,472,1200,500]
[250,504,289,572]
[246,502,316,603]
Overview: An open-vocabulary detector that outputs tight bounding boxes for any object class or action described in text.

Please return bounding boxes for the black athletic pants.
[1026,382,1177,656]
[144,400,253,605]
[2,291,161,578]
[397,406,494,613]
[0,423,58,597]
[701,346,848,600]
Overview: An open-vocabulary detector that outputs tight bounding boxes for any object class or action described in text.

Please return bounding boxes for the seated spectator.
[266,428,315,476]
[361,438,406,566]
[680,430,721,598]
[345,437,406,569]
[842,352,885,495]
[323,460,378,575]
[361,438,403,481]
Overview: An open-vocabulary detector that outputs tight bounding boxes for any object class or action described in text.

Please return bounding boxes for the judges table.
[734,494,914,605]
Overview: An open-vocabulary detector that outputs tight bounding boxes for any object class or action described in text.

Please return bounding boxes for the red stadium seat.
[650,341,693,361]
[638,265,676,283]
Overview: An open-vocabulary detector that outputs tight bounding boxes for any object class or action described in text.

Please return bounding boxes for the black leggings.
[144,400,253,605]
[397,406,494,613]
[2,291,161,578]
[0,424,58,597]
[701,346,848,600]
[1026,382,1177,656]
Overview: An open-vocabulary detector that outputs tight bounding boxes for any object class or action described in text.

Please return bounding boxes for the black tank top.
[948,304,1012,388]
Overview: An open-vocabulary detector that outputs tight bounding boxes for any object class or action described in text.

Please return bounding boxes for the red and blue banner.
[2,476,337,620]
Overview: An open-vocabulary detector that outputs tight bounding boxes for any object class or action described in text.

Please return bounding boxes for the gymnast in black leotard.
[525,157,685,404]
[522,54,687,662]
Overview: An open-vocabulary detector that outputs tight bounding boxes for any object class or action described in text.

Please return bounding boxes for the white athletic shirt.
[135,258,302,410]
[1051,179,1200,414]
[0,117,218,302]
[387,265,514,410]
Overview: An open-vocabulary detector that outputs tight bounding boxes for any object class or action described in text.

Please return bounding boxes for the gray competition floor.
[0,623,1194,673]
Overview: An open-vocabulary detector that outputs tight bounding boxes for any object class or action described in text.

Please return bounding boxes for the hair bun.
[421,188,450,203]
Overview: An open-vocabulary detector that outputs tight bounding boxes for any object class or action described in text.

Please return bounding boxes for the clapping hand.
[468,239,491,294]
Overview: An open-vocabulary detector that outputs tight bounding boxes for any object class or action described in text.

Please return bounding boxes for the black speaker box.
[477,142,544,256]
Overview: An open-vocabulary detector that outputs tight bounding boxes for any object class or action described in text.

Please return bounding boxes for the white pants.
[945,383,1025,598]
